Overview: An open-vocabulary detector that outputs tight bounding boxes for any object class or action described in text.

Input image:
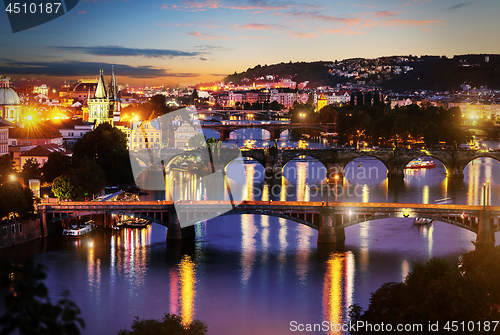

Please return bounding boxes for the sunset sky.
[0,0,498,87]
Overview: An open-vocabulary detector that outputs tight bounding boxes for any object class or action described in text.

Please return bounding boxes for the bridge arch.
[228,127,271,140]
[44,210,169,227]
[339,214,477,233]
[180,211,320,231]
[282,154,328,182]
[343,156,388,182]
[463,154,500,169]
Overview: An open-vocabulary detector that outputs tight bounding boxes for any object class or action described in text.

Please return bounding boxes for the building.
[0,77,22,124]
[19,143,71,167]
[0,119,12,157]
[44,119,94,148]
[129,120,162,150]
[174,120,201,148]
[317,93,328,111]
[86,68,121,126]
[59,79,98,107]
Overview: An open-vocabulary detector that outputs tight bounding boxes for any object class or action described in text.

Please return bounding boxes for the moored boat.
[62,220,95,237]
[124,218,149,228]
[413,218,434,225]
[405,158,435,169]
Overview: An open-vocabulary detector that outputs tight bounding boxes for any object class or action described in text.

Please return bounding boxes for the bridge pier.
[264,163,282,184]
[317,208,345,244]
[326,163,344,183]
[166,210,196,240]
[476,210,495,246]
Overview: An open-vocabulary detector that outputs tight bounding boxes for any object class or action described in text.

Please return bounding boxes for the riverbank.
[0,219,43,249]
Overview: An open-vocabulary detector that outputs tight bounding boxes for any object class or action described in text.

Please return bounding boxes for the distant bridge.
[201,123,335,140]
[37,200,498,246]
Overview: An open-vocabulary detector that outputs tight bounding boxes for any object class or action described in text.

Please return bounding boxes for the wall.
[0,219,43,249]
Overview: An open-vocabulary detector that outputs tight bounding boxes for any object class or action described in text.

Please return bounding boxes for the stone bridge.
[131,147,500,185]
[459,124,500,139]
[201,123,335,140]
[37,200,499,246]
[242,147,500,180]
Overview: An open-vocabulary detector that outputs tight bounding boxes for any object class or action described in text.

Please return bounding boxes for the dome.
[0,87,20,105]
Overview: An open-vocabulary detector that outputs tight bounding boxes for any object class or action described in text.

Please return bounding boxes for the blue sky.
[0,0,498,86]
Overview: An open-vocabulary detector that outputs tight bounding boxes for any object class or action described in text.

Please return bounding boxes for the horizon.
[1,0,499,87]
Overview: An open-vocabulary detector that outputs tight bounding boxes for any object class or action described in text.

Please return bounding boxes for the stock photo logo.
[128,107,245,228]
[3,0,79,33]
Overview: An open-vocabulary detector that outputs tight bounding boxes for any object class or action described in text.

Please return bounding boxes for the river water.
[3,133,500,335]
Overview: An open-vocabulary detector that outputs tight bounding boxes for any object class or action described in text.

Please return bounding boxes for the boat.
[62,220,95,237]
[124,218,150,228]
[405,158,435,169]
[413,218,434,225]
[435,197,451,204]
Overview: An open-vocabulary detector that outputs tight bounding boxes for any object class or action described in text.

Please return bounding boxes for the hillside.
[223,54,500,92]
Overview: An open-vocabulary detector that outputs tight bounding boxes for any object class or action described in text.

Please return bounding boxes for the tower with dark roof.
[88,69,112,126]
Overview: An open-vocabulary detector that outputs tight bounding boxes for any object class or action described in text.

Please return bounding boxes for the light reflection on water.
[16,145,500,335]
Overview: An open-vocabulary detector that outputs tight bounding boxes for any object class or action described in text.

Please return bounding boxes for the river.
[2,133,499,335]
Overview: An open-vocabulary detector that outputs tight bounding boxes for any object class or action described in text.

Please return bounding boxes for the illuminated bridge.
[37,200,498,246]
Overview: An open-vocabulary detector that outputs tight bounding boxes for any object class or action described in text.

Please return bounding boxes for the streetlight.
[334,174,339,202]
[173,177,176,202]
[325,178,330,207]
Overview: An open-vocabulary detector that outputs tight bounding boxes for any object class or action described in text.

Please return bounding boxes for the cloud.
[289,31,317,38]
[238,35,268,39]
[371,11,397,18]
[0,60,199,78]
[287,11,361,25]
[380,18,445,28]
[233,23,283,30]
[187,31,230,40]
[162,0,323,12]
[445,2,472,10]
[47,45,202,59]
[200,57,208,60]
[78,11,86,14]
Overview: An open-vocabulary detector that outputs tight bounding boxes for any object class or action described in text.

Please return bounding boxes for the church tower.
[88,69,111,126]
[108,65,121,122]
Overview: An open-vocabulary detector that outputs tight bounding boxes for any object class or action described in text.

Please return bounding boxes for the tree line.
[289,98,469,147]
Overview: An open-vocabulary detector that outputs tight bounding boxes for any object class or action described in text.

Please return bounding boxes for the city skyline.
[0,0,498,86]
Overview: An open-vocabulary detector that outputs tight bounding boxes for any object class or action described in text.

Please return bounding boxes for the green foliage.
[51,175,75,201]
[21,159,42,186]
[50,158,106,201]
[349,248,500,334]
[0,261,84,335]
[72,123,134,185]
[117,313,207,335]
[187,134,207,148]
[0,183,33,220]
[333,103,469,147]
[0,155,17,185]
[41,152,72,184]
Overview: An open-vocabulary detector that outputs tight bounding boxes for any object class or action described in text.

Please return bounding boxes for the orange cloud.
[233,23,282,30]
[372,11,397,18]
[290,31,317,38]
[187,31,230,40]
[380,18,445,27]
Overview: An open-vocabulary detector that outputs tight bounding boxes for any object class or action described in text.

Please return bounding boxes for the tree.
[306,92,315,106]
[21,159,42,186]
[0,155,17,185]
[41,152,72,184]
[51,175,76,201]
[117,313,207,335]
[0,261,85,335]
[187,134,207,148]
[0,183,33,220]
[72,123,134,186]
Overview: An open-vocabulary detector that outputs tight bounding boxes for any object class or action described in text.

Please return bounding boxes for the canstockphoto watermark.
[252,183,365,198]
[290,321,424,332]
[4,0,80,33]
[129,107,246,228]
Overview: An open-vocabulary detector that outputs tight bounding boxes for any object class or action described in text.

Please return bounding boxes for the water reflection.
[323,252,355,335]
[179,255,196,326]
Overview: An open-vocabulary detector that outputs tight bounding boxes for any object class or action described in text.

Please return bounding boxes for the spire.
[111,65,118,101]
[95,68,107,98]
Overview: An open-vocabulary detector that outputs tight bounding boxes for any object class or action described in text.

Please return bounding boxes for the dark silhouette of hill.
[223,54,500,92]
